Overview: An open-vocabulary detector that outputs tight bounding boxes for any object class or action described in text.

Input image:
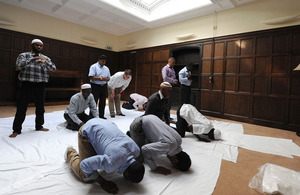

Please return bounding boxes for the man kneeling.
[128,114,191,175]
[176,104,221,142]
[65,118,145,194]
[64,84,99,131]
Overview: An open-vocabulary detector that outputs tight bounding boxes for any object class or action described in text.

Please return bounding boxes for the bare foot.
[9,133,19,138]
[36,127,49,132]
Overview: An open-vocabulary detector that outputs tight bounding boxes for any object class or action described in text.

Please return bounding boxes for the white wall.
[119,0,300,51]
[0,0,300,52]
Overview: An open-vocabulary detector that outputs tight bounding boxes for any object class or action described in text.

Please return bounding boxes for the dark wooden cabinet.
[170,44,202,108]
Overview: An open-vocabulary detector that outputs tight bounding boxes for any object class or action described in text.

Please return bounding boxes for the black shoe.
[100,116,107,120]
[111,114,115,118]
[126,131,131,137]
[118,113,125,116]
[297,131,300,137]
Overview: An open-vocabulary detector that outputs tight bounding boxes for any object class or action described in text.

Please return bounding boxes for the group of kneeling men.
[64,82,221,194]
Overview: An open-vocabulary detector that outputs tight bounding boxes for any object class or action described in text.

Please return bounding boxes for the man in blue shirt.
[65,118,145,194]
[178,63,193,105]
[88,55,111,119]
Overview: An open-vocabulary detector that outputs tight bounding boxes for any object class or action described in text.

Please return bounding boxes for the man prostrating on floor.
[65,118,145,194]
[128,114,191,175]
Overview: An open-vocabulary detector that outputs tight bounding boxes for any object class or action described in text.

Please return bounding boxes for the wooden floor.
[1,104,300,195]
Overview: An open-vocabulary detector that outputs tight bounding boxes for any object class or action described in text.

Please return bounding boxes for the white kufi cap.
[81,83,91,89]
[160,82,172,88]
[31,39,43,45]
[214,129,221,140]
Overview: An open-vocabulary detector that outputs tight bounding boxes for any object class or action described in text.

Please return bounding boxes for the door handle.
[209,76,213,84]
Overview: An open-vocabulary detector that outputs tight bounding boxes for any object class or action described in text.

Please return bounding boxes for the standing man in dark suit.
[144,82,172,125]
[88,55,110,119]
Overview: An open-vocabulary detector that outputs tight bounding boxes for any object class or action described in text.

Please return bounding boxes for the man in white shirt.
[178,63,193,105]
[176,104,221,142]
[122,93,148,111]
[64,84,99,131]
[107,69,132,117]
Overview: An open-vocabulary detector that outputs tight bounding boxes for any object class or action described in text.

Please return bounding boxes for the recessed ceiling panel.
[0,0,257,35]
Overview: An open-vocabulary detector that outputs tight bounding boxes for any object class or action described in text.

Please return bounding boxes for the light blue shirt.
[88,62,111,85]
[179,66,192,86]
[64,92,98,125]
[80,118,140,178]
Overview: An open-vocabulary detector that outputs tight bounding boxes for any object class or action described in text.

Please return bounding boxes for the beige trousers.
[66,126,97,182]
[107,87,122,115]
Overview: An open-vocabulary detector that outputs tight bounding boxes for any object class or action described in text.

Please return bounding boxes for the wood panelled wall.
[0,28,118,104]
[1,26,300,131]
[120,26,300,132]
[200,26,300,131]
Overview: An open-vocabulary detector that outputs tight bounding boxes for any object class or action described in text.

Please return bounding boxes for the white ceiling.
[0,0,256,36]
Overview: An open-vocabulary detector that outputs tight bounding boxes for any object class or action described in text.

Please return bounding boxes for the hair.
[168,57,175,62]
[98,55,107,60]
[187,63,193,67]
[127,161,145,183]
[176,151,191,172]
[124,69,132,76]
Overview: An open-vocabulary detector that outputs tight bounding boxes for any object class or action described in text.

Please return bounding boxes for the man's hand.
[34,56,46,65]
[153,166,171,175]
[174,79,178,84]
[96,177,119,194]
[117,93,121,99]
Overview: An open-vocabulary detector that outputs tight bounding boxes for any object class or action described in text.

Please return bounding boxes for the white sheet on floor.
[1,107,300,195]
[0,108,223,195]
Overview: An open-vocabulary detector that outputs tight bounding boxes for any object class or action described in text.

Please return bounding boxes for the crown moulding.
[176,33,196,40]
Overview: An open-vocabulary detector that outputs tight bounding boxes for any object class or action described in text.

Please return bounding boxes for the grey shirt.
[130,115,182,170]
[65,92,99,125]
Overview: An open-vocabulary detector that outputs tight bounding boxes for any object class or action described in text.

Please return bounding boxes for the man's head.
[186,63,193,71]
[123,161,145,183]
[31,39,43,54]
[168,151,191,172]
[81,84,92,99]
[142,102,147,110]
[124,69,132,80]
[98,55,107,66]
[168,57,175,67]
[160,82,172,97]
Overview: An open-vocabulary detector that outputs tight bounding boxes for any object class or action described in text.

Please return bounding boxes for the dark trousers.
[91,83,107,118]
[12,81,45,134]
[167,86,175,117]
[64,113,91,131]
[180,84,191,105]
[122,97,135,109]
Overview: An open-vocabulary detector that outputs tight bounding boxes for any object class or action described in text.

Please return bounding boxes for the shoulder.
[70,93,80,101]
